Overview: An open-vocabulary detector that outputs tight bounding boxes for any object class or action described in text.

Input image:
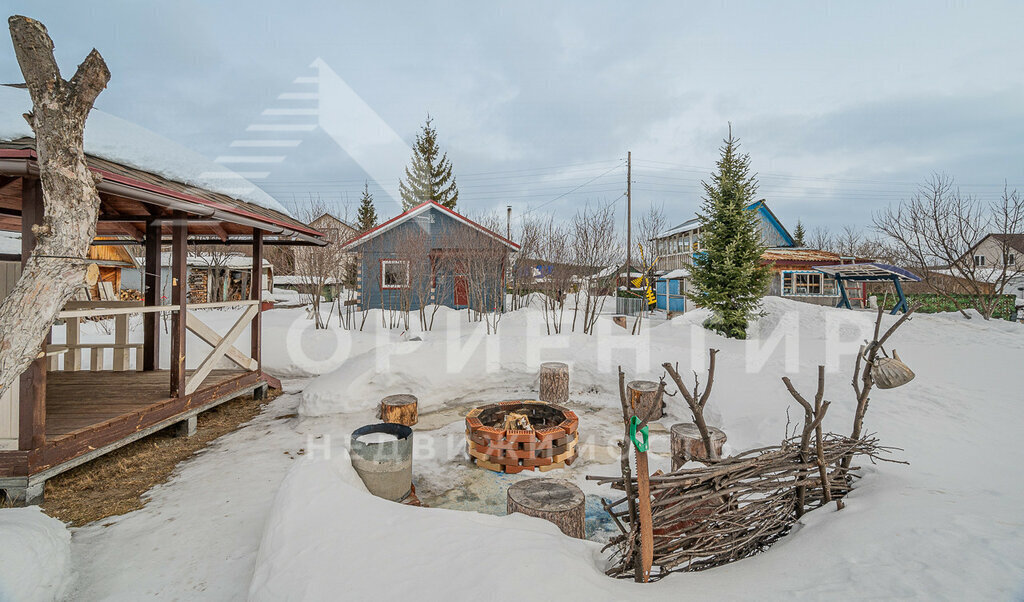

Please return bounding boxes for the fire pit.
[465,400,579,474]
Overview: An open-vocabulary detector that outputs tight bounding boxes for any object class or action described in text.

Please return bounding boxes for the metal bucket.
[350,423,413,501]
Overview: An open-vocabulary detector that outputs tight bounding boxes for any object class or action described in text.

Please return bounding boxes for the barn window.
[381,260,409,289]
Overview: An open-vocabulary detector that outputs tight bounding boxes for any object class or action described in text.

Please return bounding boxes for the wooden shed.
[0,140,325,504]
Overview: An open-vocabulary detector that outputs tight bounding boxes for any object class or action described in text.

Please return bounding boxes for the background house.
[342,201,519,311]
[654,200,795,271]
[654,200,857,306]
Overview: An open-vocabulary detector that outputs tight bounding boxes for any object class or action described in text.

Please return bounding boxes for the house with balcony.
[653,200,856,306]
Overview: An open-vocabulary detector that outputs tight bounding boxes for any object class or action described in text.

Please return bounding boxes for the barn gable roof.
[341,201,520,251]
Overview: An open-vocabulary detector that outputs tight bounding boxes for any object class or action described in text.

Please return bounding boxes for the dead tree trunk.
[0,16,109,396]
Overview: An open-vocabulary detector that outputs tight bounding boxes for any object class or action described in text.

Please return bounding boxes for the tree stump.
[670,422,727,470]
[627,380,662,421]
[539,362,569,404]
[378,394,418,426]
[612,315,628,330]
[507,478,586,539]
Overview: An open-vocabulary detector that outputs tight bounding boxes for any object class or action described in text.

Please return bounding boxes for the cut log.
[627,380,661,421]
[378,394,418,426]
[670,422,727,470]
[507,478,585,539]
[539,362,569,404]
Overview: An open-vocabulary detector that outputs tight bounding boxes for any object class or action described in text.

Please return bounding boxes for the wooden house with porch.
[0,141,324,505]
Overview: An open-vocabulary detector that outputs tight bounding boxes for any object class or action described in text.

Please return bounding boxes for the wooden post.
[169,212,187,398]
[539,362,569,404]
[142,218,161,371]
[507,478,585,539]
[64,316,81,371]
[19,178,46,451]
[670,423,727,470]
[378,394,418,426]
[113,313,129,370]
[627,380,662,421]
[251,229,262,372]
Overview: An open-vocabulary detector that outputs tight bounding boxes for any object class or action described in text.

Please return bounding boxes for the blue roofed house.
[341,201,520,312]
[653,200,854,307]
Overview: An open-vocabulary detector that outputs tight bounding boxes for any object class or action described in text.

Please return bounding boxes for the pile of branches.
[591,304,916,581]
[594,433,896,578]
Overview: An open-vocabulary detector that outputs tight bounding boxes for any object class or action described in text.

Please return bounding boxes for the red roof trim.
[343,200,520,251]
[0,152,322,238]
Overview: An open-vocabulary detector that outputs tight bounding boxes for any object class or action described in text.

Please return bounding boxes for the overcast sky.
[3,1,1023,235]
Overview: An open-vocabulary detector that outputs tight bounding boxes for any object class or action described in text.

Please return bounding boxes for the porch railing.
[51,300,260,390]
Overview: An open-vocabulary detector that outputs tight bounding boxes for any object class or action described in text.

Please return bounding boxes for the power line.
[522,161,626,215]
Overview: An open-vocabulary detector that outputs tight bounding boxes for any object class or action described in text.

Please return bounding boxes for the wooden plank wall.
[0,261,21,449]
[0,260,21,300]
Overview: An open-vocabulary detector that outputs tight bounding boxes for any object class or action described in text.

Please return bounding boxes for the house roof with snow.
[655,200,795,248]
[341,200,520,252]
[0,86,324,246]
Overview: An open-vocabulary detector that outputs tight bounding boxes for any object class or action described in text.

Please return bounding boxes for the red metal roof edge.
[343,200,521,251]
[0,150,323,238]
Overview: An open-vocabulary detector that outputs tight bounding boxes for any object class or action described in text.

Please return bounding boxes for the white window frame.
[381,259,410,290]
[974,255,986,267]
[781,270,837,296]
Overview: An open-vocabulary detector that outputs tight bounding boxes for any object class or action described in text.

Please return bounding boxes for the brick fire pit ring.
[465,400,579,474]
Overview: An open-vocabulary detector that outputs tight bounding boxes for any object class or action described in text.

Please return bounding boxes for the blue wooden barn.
[341,201,520,311]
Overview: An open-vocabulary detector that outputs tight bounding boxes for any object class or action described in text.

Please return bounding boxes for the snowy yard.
[3,299,1024,600]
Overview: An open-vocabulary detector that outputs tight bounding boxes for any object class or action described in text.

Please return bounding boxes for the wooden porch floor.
[45,369,246,440]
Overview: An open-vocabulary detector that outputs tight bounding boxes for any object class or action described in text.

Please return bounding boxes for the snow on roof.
[657,216,700,239]
[0,231,19,255]
[659,268,691,279]
[342,201,520,251]
[0,86,291,217]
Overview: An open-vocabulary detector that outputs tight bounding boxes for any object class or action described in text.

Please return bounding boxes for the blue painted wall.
[356,205,507,311]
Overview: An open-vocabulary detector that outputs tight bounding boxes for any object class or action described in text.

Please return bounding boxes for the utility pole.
[626,151,632,292]
[507,205,512,240]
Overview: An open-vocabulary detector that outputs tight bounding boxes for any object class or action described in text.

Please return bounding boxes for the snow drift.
[0,507,73,601]
[252,299,1024,599]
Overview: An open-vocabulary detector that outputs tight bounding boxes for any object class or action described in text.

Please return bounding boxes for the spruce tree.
[398,116,459,210]
[356,182,378,232]
[686,127,772,339]
[793,220,806,247]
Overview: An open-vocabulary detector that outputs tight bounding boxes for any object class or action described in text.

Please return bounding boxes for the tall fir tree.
[686,127,772,339]
[356,181,378,232]
[398,116,459,210]
[793,220,806,247]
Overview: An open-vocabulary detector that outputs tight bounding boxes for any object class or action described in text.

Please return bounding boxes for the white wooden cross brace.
[184,305,259,394]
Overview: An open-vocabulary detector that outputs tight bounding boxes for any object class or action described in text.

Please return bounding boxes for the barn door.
[454,275,468,306]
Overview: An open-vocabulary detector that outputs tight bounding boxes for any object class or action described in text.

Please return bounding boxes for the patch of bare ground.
[41,388,281,527]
